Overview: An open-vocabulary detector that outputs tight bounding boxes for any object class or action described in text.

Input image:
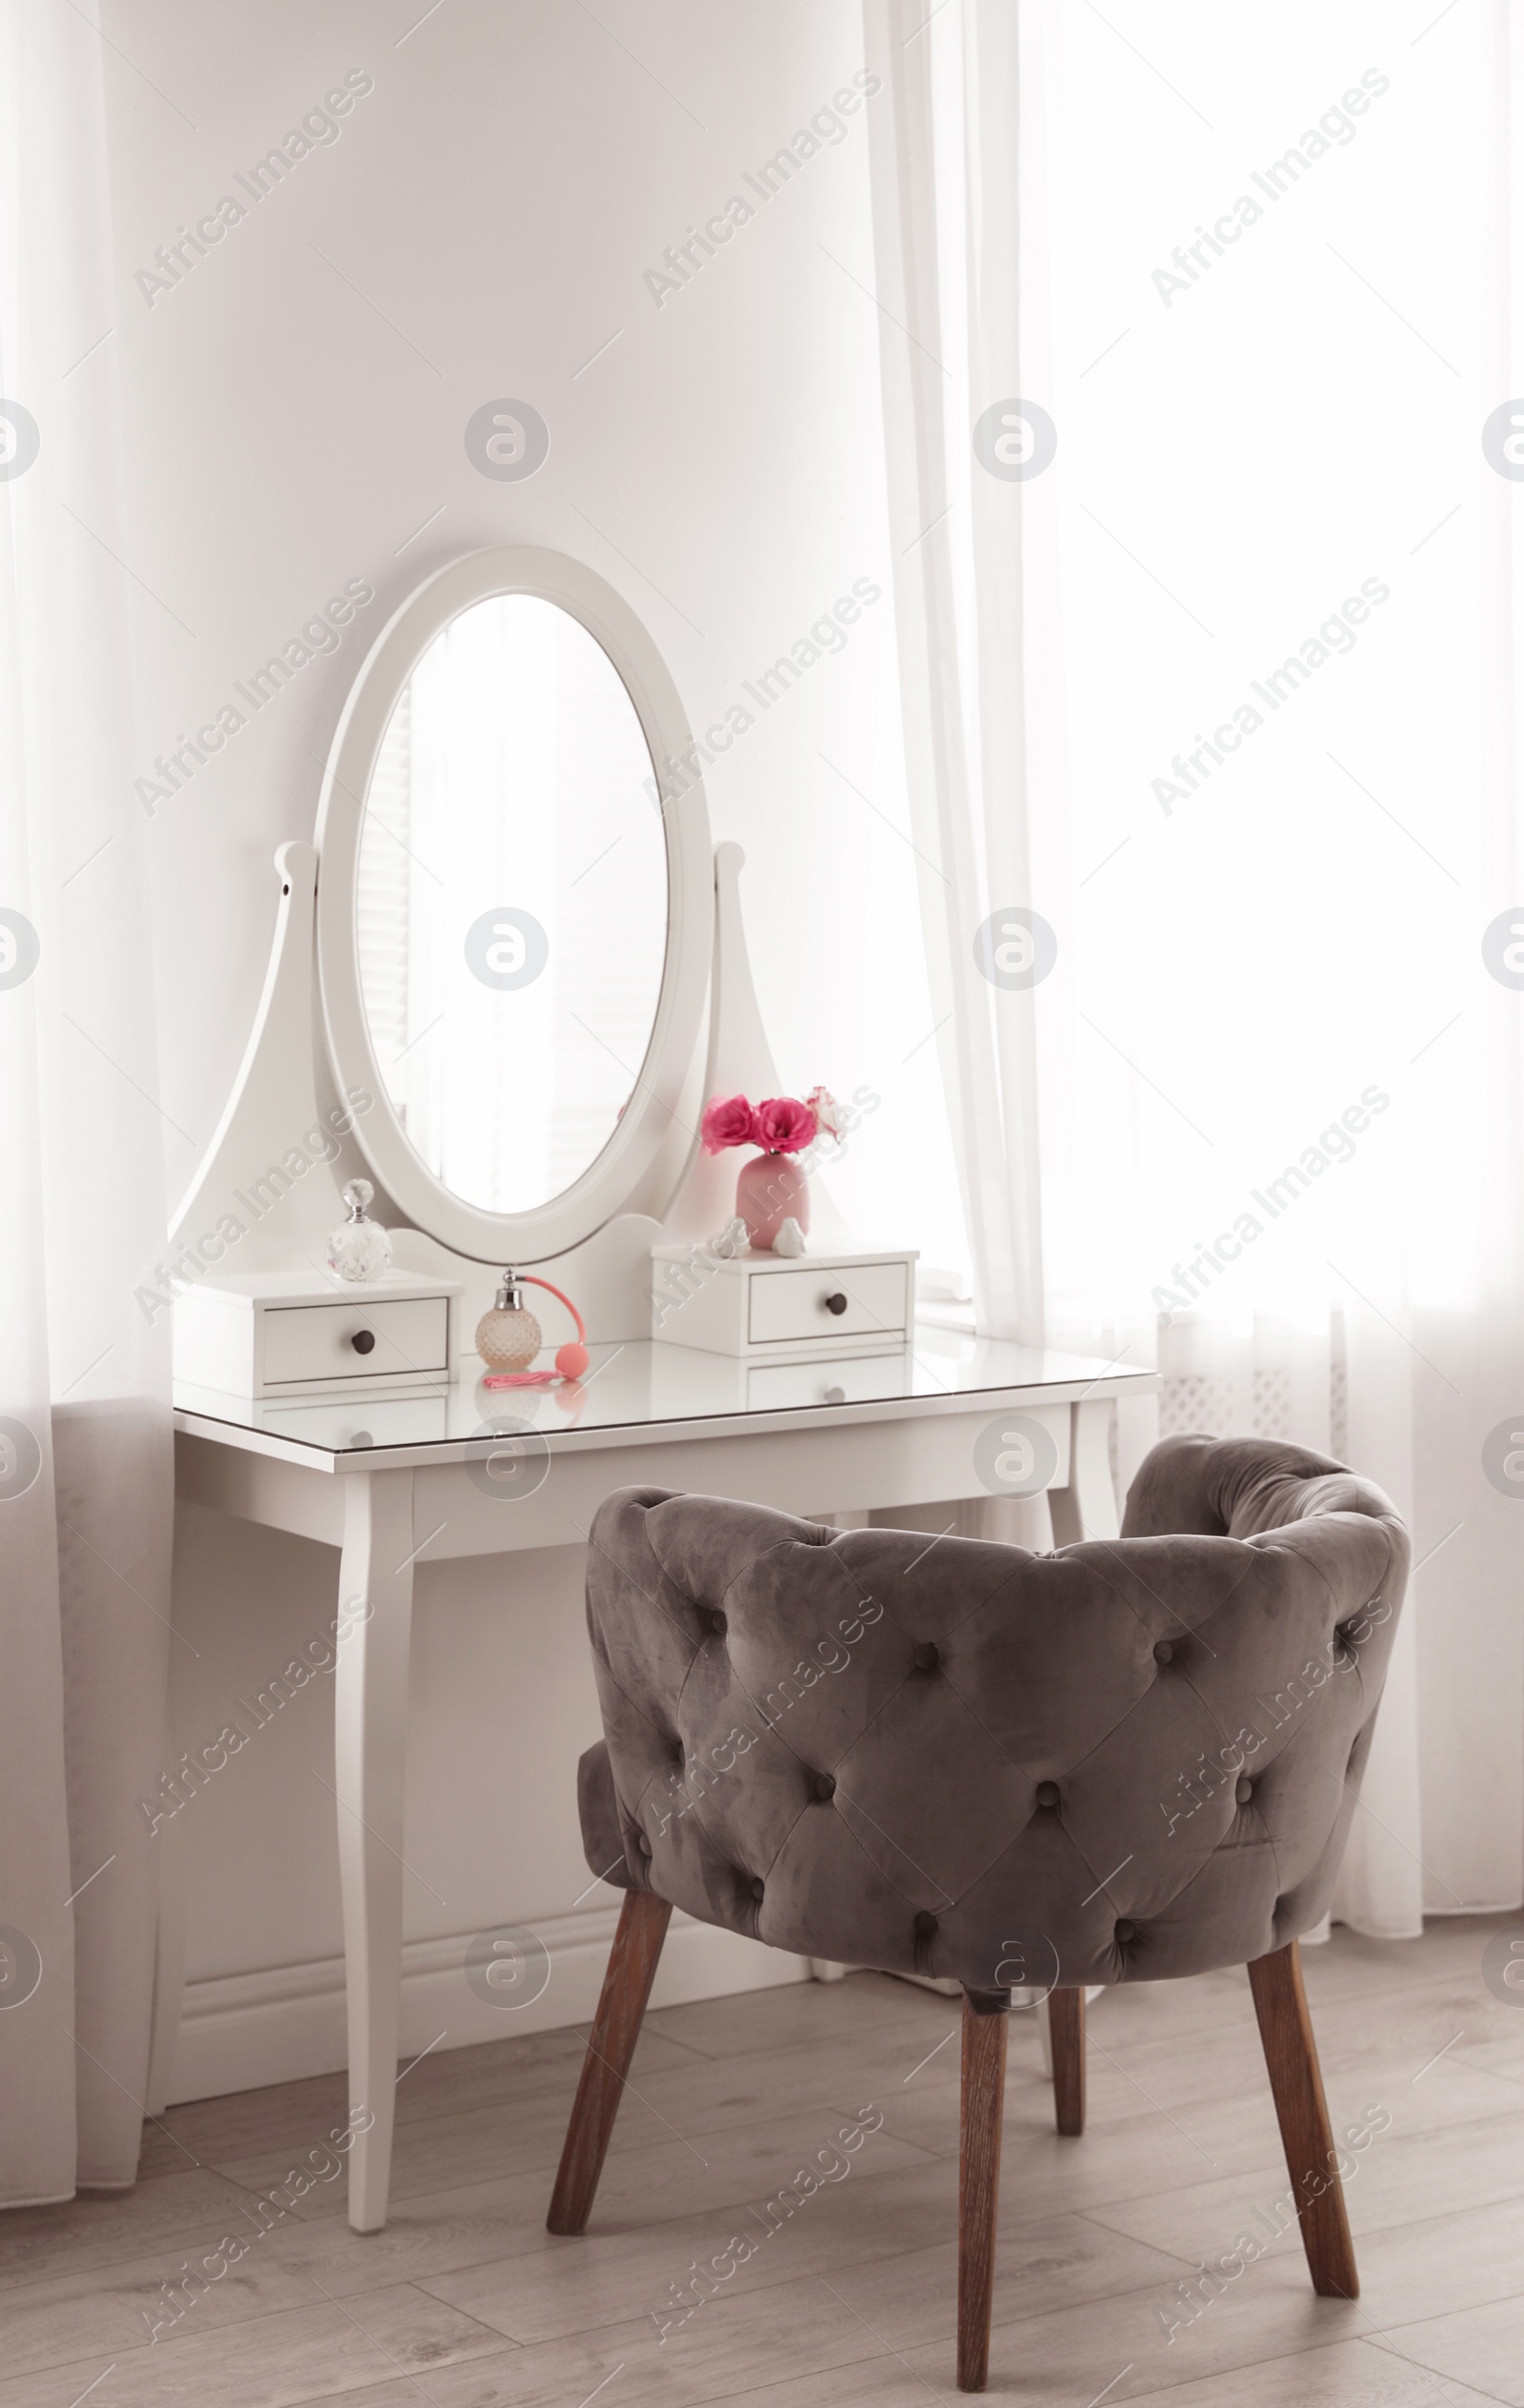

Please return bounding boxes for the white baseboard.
[168,1898,812,2105]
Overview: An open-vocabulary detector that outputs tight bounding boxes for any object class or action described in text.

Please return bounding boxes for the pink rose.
[752,1095,818,1154]
[702,1094,759,1154]
[805,1085,846,1143]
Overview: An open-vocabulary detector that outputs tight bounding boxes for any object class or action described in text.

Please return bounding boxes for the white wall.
[103,0,962,2095]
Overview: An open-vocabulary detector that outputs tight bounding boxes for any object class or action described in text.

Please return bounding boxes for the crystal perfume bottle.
[326,1178,392,1283]
[475,1269,542,1371]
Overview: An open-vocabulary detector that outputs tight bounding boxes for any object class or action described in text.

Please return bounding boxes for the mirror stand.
[659,839,852,1252]
[165,837,850,1367]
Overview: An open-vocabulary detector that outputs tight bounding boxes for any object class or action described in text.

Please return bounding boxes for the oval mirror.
[316,549,712,1263]
[356,594,667,1214]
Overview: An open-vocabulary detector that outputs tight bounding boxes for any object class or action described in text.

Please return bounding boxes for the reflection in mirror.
[356,594,668,1216]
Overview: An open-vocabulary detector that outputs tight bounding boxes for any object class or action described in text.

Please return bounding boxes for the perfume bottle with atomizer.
[475,1269,542,1370]
[474,1269,591,1382]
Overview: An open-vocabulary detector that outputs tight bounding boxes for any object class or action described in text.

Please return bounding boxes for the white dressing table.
[155,539,1159,2234]
[166,1334,1153,2230]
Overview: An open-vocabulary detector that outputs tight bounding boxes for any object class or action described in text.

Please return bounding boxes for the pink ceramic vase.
[734,1151,811,1250]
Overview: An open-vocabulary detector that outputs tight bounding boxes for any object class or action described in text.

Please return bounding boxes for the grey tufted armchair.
[548,1434,1409,2391]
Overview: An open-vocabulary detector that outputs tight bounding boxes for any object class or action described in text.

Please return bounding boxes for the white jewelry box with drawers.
[649,1243,918,1361]
[172,1269,464,1398]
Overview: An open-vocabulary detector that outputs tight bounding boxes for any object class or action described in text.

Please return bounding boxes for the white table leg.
[146,1549,201,2117]
[335,1468,415,2233]
[145,1808,187,2117]
[1048,1397,1118,1546]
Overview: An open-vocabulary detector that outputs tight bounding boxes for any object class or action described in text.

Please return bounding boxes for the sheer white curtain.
[0,0,171,2197]
[862,0,1049,1351]
[866,0,1524,1935]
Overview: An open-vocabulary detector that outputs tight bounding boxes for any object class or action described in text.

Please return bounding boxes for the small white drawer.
[263,1296,450,1388]
[174,1271,462,1399]
[748,1261,909,1348]
[649,1241,917,1360]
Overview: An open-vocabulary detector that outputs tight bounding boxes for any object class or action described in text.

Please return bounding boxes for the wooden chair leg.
[957,1991,1009,2393]
[1048,1986,1086,2136]
[547,1888,672,2236]
[1247,1937,1359,2299]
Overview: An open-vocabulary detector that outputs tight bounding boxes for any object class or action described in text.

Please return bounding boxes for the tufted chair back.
[575,1434,1409,1996]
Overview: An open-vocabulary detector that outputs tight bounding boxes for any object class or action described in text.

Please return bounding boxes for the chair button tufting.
[1153,1640,1173,1665]
[710,1611,728,1638]
[912,1641,939,1672]
[1114,1918,1136,1943]
[913,1910,938,1938]
[1236,1776,1253,1805]
[751,1876,766,1902]
[812,1771,837,1801]
[1035,1780,1060,1809]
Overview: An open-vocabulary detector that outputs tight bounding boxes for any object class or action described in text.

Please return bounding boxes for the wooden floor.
[6,1914,1524,2405]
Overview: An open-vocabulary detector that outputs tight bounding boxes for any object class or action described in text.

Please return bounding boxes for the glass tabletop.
[172,1326,1155,1463]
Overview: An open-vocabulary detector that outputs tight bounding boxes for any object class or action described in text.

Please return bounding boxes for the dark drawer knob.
[823,1292,848,1315]
[351,1329,376,1355]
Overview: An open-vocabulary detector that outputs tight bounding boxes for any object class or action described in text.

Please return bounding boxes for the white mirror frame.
[315,546,712,1263]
